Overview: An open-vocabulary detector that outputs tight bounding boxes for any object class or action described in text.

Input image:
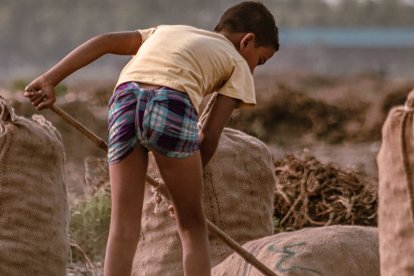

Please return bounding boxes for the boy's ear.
[239,33,256,51]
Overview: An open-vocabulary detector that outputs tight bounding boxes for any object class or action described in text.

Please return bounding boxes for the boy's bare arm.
[198,94,239,168]
[24,31,142,109]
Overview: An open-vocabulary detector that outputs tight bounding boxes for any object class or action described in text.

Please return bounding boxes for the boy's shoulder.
[141,24,241,57]
[150,24,221,38]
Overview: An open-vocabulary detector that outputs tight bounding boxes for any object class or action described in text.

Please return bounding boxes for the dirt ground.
[271,141,380,179]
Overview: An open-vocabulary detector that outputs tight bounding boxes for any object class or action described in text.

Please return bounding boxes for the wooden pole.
[49,104,277,276]
[50,105,108,152]
[206,221,277,276]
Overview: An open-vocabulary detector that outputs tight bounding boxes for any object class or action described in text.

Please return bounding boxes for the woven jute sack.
[377,89,414,276]
[132,127,275,276]
[0,97,69,275]
[212,225,379,276]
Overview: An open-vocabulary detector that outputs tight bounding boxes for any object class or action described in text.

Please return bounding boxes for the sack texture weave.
[132,127,275,276]
[0,97,69,276]
[377,89,414,276]
[212,225,379,276]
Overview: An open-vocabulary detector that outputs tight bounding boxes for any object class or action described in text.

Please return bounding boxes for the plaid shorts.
[107,82,200,164]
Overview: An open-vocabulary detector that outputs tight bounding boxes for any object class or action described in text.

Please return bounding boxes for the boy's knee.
[110,223,141,243]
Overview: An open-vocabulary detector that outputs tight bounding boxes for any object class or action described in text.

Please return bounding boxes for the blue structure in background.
[280,28,414,47]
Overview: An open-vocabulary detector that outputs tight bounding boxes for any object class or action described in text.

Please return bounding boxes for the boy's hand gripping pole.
[49,104,278,276]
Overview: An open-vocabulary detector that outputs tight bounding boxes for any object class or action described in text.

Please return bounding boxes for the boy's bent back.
[116,25,255,114]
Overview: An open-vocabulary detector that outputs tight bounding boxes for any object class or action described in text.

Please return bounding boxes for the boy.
[24,1,279,275]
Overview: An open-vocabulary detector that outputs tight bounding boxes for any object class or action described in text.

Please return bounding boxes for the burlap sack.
[0,97,69,275]
[377,89,414,276]
[212,225,379,276]
[132,127,275,276]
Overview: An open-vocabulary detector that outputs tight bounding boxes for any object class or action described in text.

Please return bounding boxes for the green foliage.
[9,79,67,96]
[273,216,282,233]
[10,79,29,92]
[55,83,68,96]
[69,189,111,262]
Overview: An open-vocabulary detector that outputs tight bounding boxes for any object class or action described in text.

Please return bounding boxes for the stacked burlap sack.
[0,97,69,275]
[212,225,380,276]
[132,127,276,275]
[377,89,414,275]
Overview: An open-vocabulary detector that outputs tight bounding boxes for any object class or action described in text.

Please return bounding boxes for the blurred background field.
[2,0,414,80]
[2,0,414,181]
[3,71,413,192]
[1,0,414,272]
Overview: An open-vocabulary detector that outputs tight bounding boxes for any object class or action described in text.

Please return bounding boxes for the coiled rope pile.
[273,152,377,232]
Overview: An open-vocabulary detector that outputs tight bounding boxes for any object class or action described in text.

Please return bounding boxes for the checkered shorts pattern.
[107,82,200,164]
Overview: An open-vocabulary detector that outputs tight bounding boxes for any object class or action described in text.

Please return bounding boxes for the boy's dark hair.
[215,1,279,51]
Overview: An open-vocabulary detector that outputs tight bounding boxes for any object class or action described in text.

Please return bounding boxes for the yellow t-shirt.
[116,25,256,113]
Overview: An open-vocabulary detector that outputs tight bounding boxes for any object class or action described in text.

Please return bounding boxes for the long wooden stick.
[50,104,277,276]
[50,105,108,151]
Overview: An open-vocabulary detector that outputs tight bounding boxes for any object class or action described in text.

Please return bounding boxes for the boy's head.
[215,1,279,72]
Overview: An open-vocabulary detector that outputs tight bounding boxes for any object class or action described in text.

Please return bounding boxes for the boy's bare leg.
[104,145,149,276]
[152,151,211,276]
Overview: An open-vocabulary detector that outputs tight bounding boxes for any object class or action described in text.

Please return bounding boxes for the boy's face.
[241,46,275,73]
[238,33,276,73]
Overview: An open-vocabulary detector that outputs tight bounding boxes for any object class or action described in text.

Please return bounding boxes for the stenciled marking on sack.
[267,242,323,275]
